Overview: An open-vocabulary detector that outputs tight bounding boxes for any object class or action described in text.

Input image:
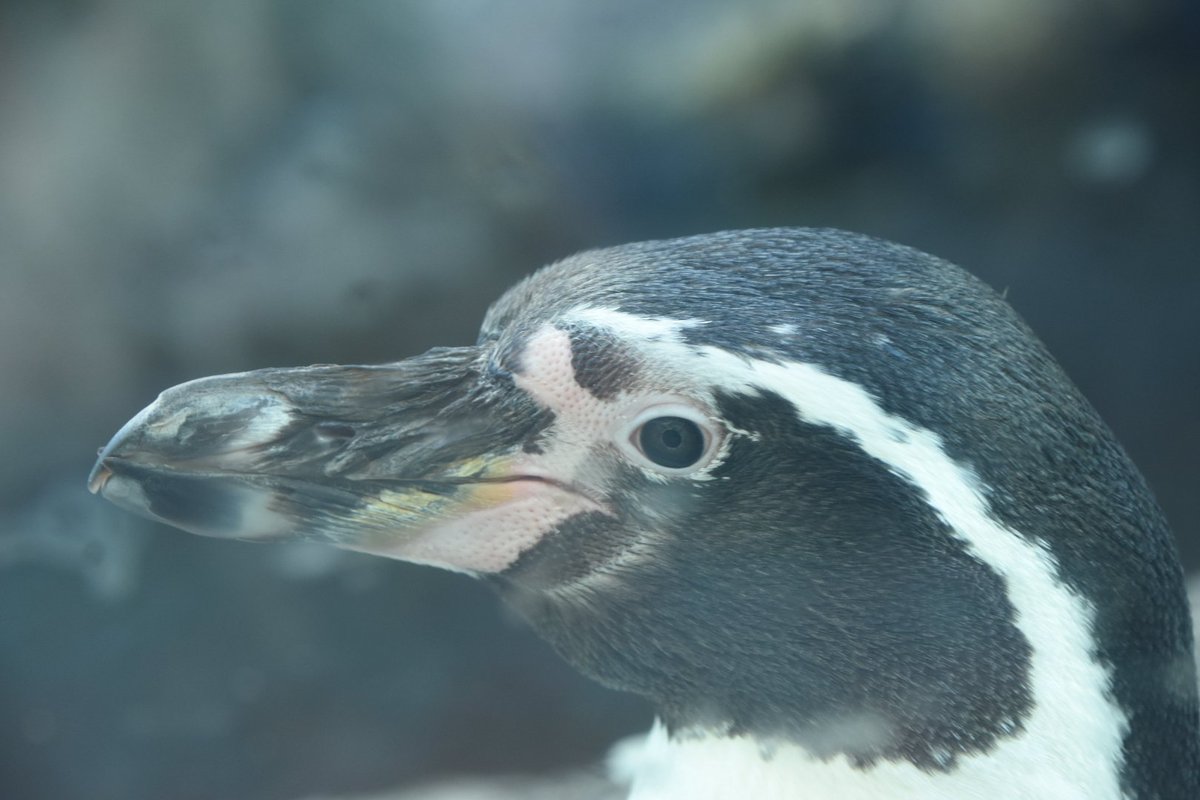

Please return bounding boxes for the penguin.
[88,228,1199,798]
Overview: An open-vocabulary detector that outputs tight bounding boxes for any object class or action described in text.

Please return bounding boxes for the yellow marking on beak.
[451,454,523,510]
[350,489,455,533]
[445,454,516,481]
[349,454,521,531]
[463,479,523,509]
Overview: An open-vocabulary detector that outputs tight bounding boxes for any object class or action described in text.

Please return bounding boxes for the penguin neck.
[513,550,1137,800]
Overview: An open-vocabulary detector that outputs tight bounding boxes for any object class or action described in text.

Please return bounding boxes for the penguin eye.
[618,403,719,475]
[637,417,705,469]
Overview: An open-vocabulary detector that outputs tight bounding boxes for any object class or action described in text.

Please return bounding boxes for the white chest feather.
[611,722,1122,800]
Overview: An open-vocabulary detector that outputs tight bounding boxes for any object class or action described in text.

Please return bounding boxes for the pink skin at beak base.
[347,474,605,575]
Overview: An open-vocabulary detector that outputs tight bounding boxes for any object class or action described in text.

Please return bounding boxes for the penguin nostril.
[315,422,356,440]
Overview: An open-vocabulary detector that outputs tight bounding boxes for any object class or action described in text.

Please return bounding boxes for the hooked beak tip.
[87,460,113,494]
[88,400,151,495]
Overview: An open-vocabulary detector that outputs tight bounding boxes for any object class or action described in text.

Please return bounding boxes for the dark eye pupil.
[638,417,705,469]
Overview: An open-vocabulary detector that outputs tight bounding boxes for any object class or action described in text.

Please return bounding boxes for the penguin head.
[89,229,1198,792]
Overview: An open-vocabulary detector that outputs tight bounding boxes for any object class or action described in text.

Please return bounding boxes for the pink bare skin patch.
[513,323,721,478]
[355,478,601,575]
[513,325,630,475]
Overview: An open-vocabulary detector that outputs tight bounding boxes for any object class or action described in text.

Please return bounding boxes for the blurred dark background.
[1,1,1197,798]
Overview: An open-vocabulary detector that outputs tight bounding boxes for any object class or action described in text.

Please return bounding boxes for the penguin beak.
[87,346,561,570]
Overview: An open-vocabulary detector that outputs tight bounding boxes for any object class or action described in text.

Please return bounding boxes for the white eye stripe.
[616,403,722,476]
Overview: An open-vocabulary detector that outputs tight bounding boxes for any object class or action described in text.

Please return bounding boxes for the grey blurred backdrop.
[1,1,1197,798]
